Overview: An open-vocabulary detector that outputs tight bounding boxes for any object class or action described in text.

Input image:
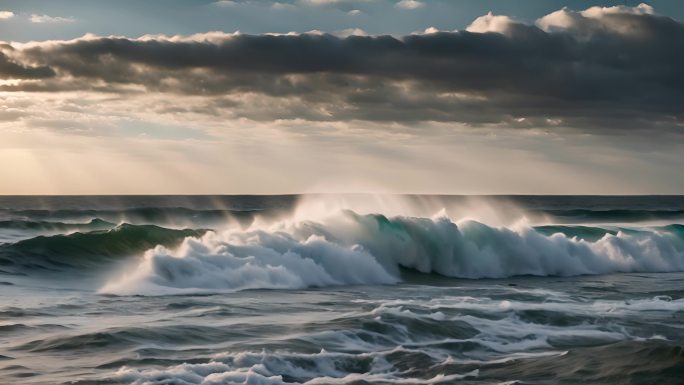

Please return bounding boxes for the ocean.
[0,195,683,384]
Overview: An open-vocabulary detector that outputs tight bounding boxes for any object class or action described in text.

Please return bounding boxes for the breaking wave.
[100,210,684,295]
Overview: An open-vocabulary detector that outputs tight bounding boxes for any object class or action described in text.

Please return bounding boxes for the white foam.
[355,294,684,331]
[110,348,479,385]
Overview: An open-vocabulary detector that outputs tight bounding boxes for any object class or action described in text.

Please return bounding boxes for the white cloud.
[334,28,367,37]
[581,3,654,18]
[0,11,14,19]
[466,12,515,34]
[395,0,424,10]
[421,26,441,34]
[535,9,576,32]
[30,14,75,23]
[536,3,658,37]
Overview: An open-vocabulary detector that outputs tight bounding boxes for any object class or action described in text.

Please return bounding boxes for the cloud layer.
[2,4,683,130]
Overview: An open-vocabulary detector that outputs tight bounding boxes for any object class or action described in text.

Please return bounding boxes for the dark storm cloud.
[4,4,684,129]
[0,50,54,79]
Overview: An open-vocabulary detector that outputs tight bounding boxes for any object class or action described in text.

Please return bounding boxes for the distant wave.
[0,207,265,227]
[542,209,684,223]
[99,210,684,295]
[0,218,114,232]
[3,206,684,227]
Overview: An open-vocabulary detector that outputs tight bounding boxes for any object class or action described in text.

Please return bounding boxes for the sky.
[0,0,683,195]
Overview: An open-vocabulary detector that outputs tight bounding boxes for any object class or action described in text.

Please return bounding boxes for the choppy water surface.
[1,195,684,384]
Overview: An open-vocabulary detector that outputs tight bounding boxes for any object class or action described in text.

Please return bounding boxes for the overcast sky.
[1,1,683,194]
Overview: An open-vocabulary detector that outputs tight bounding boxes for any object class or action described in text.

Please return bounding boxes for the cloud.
[466,12,516,34]
[334,28,368,37]
[2,4,684,131]
[536,3,658,37]
[30,14,75,23]
[0,11,14,19]
[0,51,55,79]
[395,0,424,10]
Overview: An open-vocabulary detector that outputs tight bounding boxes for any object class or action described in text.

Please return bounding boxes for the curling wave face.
[100,210,684,295]
[0,224,206,275]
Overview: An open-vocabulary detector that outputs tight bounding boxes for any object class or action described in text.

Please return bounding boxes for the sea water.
[0,195,683,384]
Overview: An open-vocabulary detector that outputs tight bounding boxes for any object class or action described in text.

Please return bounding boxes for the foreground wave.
[99,210,684,295]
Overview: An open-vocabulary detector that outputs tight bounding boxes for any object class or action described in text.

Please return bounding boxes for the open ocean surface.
[1,195,684,385]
